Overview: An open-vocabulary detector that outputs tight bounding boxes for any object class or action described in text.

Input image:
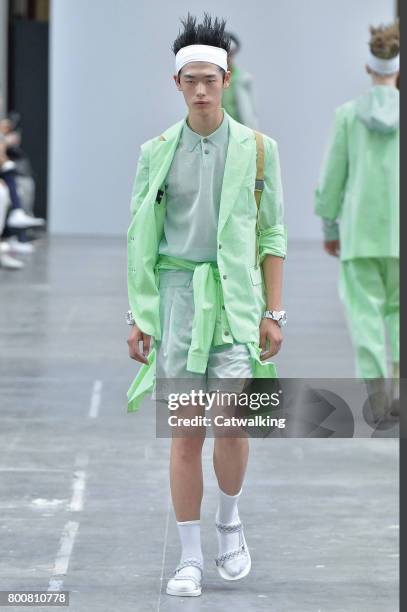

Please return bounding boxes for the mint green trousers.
[338,257,399,378]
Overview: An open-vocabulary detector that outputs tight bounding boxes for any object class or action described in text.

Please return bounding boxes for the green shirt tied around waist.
[127,254,277,413]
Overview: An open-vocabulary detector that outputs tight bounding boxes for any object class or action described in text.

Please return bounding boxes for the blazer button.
[224,331,230,336]
[218,244,222,249]
[202,138,208,143]
[223,275,227,280]
[221,305,225,310]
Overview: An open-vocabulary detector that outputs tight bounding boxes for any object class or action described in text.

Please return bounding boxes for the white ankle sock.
[216,487,242,556]
[176,520,203,582]
[217,487,241,523]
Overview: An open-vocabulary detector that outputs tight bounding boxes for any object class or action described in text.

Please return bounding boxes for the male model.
[315,21,399,422]
[126,14,287,596]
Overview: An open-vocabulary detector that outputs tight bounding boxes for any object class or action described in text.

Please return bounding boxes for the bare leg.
[212,435,251,579]
[210,392,252,580]
[213,436,249,495]
[170,434,206,521]
[166,423,206,597]
[390,362,400,417]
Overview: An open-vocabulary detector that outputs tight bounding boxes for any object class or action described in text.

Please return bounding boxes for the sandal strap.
[174,557,203,575]
[215,520,242,534]
[171,574,201,588]
[215,543,249,567]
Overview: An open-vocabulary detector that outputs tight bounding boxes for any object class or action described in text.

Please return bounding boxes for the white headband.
[175,44,228,74]
[367,49,400,75]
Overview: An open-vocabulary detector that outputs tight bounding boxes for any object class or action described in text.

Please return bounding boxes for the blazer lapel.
[148,119,184,196]
[218,113,255,235]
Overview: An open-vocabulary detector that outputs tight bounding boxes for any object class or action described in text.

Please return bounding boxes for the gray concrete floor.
[0,236,398,611]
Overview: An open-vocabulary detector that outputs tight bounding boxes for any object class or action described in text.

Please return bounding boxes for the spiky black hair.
[172,13,231,56]
[227,32,241,53]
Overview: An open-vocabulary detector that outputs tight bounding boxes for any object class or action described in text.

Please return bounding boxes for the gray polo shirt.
[158,112,229,262]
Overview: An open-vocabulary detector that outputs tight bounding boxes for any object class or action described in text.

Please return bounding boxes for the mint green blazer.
[315,86,399,261]
[127,110,287,345]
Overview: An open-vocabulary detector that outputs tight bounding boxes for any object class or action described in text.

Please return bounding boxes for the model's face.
[173,62,231,113]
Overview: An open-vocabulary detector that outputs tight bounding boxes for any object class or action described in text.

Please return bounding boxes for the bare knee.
[172,436,205,461]
[214,436,248,453]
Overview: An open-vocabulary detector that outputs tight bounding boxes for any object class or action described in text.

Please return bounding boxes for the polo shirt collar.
[182,111,229,151]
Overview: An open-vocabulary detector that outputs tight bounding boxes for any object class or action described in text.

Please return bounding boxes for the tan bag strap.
[253,130,265,268]
[159,135,166,141]
[253,130,265,210]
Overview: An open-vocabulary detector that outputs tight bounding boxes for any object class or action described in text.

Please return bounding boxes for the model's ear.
[223,69,232,89]
[365,64,372,75]
[173,73,182,90]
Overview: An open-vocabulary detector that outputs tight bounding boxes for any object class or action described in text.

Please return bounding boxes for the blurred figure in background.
[0,87,44,268]
[222,32,258,128]
[1,111,37,219]
[315,21,400,423]
[0,175,24,269]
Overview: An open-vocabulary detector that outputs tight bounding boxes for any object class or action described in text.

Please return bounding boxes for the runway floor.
[0,236,398,611]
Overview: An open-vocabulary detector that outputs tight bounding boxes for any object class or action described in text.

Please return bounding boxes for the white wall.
[48,0,396,237]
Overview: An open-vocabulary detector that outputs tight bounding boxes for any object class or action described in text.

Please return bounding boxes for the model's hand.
[0,119,12,134]
[259,318,283,360]
[324,240,340,257]
[0,142,8,166]
[5,131,21,147]
[127,324,152,365]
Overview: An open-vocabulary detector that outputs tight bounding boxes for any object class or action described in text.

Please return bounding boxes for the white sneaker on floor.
[0,241,11,253]
[166,558,203,597]
[7,236,35,254]
[7,209,45,229]
[24,212,46,227]
[0,253,24,269]
[215,520,251,580]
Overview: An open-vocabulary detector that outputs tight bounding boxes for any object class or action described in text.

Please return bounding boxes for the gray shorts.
[153,269,252,401]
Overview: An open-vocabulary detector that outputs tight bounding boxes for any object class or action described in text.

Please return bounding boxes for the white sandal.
[166,557,203,597]
[215,520,251,581]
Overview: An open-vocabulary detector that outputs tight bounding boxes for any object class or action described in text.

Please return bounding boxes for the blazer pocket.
[249,265,263,285]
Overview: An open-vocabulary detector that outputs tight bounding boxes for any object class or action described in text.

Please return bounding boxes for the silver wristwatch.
[262,310,287,327]
[126,310,136,326]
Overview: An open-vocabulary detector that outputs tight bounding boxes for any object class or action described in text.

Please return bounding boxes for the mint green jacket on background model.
[315,85,399,260]
[127,110,287,410]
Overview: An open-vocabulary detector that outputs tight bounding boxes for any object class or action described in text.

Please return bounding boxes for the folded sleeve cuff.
[322,217,340,241]
[258,224,287,261]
